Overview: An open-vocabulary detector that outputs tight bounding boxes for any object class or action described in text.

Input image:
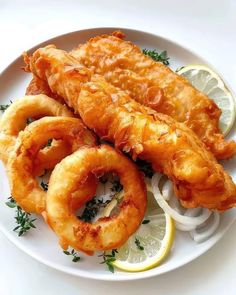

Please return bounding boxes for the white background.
[0,0,236,294]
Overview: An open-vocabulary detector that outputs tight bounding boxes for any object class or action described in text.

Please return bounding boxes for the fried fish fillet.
[27,45,236,210]
[71,31,236,160]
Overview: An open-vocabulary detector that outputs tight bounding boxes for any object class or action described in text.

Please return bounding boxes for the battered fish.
[71,31,236,160]
[28,45,236,210]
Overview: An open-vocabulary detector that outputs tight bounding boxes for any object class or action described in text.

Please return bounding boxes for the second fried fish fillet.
[27,45,236,210]
[71,31,236,160]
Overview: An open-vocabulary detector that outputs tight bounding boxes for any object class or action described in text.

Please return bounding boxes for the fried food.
[7,117,97,213]
[46,145,147,254]
[26,76,65,104]
[28,45,236,210]
[0,94,73,173]
[71,31,236,160]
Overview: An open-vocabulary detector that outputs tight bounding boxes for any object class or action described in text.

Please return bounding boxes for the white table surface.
[0,0,236,294]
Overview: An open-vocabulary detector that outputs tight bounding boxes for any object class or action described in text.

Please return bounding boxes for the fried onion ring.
[0,94,73,174]
[46,144,147,255]
[7,117,97,213]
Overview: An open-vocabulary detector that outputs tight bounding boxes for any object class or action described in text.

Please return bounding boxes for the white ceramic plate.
[0,27,236,281]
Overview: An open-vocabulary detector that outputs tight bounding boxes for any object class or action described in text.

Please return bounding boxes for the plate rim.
[0,26,236,281]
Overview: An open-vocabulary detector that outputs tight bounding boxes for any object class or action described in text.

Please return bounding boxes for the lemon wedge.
[101,182,175,272]
[177,65,236,135]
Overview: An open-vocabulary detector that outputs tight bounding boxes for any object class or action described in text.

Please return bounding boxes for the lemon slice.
[177,65,236,135]
[101,182,175,272]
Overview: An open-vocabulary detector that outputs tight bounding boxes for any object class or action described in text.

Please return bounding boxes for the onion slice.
[151,173,211,226]
[190,211,220,243]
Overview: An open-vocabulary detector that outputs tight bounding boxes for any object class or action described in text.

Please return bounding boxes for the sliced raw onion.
[151,173,211,226]
[162,180,173,201]
[190,211,220,243]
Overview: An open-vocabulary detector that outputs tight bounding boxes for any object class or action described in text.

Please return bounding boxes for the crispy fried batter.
[28,46,236,210]
[46,145,146,254]
[25,76,65,104]
[0,94,73,172]
[7,117,97,213]
[71,32,236,160]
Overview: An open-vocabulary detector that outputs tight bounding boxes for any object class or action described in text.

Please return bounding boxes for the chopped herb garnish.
[135,237,144,251]
[40,180,48,191]
[79,198,110,222]
[176,66,185,72]
[143,49,170,65]
[98,249,118,273]
[0,104,10,112]
[5,196,36,236]
[63,248,80,262]
[142,219,150,224]
[111,180,123,193]
[136,158,153,178]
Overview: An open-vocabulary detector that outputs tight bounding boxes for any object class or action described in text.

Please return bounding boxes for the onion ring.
[0,94,73,174]
[7,116,97,213]
[46,145,147,255]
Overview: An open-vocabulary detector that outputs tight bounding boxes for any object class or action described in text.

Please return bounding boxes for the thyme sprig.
[143,49,170,65]
[63,248,81,262]
[79,198,110,222]
[98,249,118,273]
[5,196,36,236]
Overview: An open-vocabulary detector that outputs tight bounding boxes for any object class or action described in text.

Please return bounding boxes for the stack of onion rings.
[1,94,148,253]
[0,94,74,172]
[7,116,97,213]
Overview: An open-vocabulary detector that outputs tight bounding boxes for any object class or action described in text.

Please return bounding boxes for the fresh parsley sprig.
[98,249,118,273]
[63,248,81,262]
[143,49,170,65]
[5,196,36,236]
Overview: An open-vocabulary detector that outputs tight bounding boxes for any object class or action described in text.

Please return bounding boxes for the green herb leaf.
[63,250,70,255]
[6,196,36,236]
[135,237,144,251]
[143,49,170,65]
[0,104,10,112]
[98,249,117,273]
[79,198,110,222]
[63,248,80,262]
[72,256,81,262]
[142,219,150,224]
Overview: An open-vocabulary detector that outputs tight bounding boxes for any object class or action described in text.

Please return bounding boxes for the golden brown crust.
[7,116,97,213]
[0,94,74,170]
[71,32,236,160]
[26,76,65,104]
[46,145,146,254]
[28,46,236,210]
